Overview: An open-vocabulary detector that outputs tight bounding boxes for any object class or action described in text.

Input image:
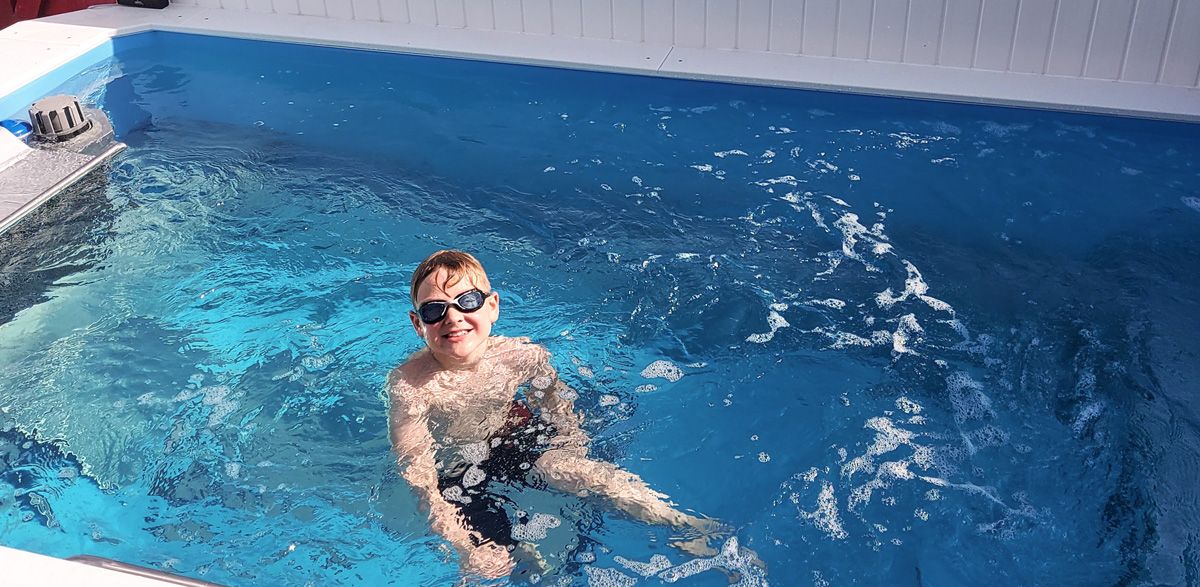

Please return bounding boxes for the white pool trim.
[0,545,210,586]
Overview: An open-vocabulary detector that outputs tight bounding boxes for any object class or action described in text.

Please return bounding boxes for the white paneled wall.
[165,0,1200,88]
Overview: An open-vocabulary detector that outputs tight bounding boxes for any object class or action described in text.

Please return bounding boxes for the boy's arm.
[387,372,508,571]
[523,347,701,529]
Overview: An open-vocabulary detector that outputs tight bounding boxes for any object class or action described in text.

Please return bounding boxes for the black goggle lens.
[416,289,489,324]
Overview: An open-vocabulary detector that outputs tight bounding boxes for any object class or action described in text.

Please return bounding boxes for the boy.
[387,250,716,579]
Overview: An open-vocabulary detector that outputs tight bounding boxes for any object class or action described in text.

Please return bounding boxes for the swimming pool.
[1,30,1198,585]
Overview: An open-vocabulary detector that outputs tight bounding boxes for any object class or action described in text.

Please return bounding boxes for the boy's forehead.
[414,268,487,299]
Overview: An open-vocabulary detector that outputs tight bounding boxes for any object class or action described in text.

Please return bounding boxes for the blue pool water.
[1,32,1199,586]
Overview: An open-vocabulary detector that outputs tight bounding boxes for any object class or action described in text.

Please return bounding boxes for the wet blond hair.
[410,250,491,305]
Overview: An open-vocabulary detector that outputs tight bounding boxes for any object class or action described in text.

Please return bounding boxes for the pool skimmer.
[0,95,126,235]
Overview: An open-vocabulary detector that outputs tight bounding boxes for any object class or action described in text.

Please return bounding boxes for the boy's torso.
[401,336,543,447]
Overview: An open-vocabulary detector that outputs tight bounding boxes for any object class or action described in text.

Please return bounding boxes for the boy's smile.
[410,269,499,369]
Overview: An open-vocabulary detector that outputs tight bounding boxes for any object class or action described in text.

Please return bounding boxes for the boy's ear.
[409,310,423,336]
[489,292,500,322]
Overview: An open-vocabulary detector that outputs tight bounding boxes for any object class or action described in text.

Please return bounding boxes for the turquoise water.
[1,32,1199,585]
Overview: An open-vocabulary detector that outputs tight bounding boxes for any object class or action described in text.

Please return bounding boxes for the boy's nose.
[443,306,467,322]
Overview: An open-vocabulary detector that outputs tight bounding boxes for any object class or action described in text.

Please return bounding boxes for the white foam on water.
[891,314,924,355]
[543,166,555,172]
[441,485,470,504]
[634,384,658,393]
[511,512,561,542]
[875,261,953,315]
[806,298,846,310]
[656,537,769,585]
[461,465,486,488]
[690,163,713,172]
[758,452,772,463]
[640,360,684,382]
[300,353,333,371]
[798,483,849,540]
[946,371,994,425]
[982,122,1031,137]
[808,109,835,117]
[895,397,922,414]
[586,567,637,587]
[598,394,620,407]
[762,149,776,159]
[1181,196,1200,213]
[460,441,489,465]
[614,554,672,577]
[714,149,749,158]
[746,310,790,343]
[1071,400,1105,435]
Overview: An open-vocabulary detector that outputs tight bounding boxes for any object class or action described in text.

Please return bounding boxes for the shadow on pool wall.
[0,171,118,326]
[0,28,1198,586]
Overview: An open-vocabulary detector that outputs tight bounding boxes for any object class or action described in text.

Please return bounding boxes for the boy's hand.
[460,541,514,579]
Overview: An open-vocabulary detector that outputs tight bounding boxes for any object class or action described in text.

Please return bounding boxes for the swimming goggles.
[414,289,493,324]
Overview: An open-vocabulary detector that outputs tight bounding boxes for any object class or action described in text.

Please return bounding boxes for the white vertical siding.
[737,0,771,52]
[1046,0,1095,76]
[273,0,301,15]
[493,0,523,31]
[974,0,1020,71]
[351,0,380,20]
[434,0,465,27]
[675,0,707,48]
[379,0,407,21]
[903,0,944,65]
[1163,0,1200,86]
[938,0,981,68]
[803,0,838,57]
[870,0,907,62]
[1084,0,1136,79]
[175,0,1200,92]
[297,0,325,16]
[1122,0,1174,82]
[581,0,613,39]
[1010,0,1056,74]
[463,0,493,29]
[704,0,738,50]
[834,0,872,59]
[523,0,554,34]
[325,0,354,19]
[551,0,583,36]
[768,0,803,54]
[644,0,675,44]
[612,0,644,42]
[407,0,436,25]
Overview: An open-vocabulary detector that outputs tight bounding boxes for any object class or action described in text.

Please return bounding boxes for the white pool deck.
[0,2,1198,584]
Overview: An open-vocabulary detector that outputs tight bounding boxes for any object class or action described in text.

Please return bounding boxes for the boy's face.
[410,268,500,367]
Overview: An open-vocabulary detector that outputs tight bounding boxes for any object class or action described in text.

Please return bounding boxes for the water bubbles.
[510,512,560,541]
[640,360,683,382]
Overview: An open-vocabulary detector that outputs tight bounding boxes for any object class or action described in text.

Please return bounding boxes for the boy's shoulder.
[388,349,434,392]
[488,336,550,362]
